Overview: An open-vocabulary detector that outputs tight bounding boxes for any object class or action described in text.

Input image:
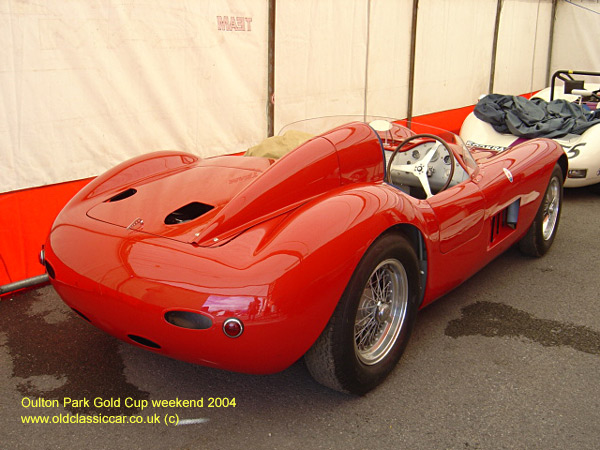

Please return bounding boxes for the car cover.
[474,94,600,138]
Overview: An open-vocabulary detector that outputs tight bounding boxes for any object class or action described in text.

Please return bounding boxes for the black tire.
[304,233,420,395]
[518,164,563,257]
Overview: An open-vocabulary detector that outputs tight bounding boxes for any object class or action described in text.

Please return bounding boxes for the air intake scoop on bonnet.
[164,202,215,225]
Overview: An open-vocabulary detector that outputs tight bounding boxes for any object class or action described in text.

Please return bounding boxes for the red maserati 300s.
[41,116,566,394]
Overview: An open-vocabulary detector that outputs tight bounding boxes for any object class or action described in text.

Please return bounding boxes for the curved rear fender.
[240,184,430,359]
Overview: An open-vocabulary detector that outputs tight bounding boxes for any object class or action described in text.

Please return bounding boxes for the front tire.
[304,233,420,394]
[518,164,563,257]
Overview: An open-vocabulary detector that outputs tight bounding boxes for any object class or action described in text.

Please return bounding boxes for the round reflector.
[223,318,244,338]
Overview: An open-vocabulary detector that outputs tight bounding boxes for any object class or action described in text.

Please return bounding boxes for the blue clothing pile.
[474,94,600,138]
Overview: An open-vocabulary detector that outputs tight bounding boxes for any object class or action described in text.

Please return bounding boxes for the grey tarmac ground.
[1,186,599,450]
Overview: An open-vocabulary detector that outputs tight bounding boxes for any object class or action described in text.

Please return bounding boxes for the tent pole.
[363,0,372,121]
[407,0,419,126]
[489,0,503,94]
[546,0,558,86]
[267,0,276,137]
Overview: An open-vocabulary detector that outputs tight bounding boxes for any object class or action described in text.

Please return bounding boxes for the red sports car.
[41,116,566,394]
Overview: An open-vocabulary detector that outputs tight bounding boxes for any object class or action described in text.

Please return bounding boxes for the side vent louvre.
[490,210,506,243]
[490,199,520,244]
[165,202,214,225]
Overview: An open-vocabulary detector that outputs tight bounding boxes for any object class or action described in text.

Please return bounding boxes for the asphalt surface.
[1,187,599,450]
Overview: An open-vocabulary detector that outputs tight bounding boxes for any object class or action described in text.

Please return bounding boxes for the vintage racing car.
[41,116,567,394]
[461,70,600,193]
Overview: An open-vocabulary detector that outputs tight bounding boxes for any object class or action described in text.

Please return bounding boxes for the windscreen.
[279,116,477,174]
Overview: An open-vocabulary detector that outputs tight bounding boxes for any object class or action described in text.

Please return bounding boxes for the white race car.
[461,70,600,193]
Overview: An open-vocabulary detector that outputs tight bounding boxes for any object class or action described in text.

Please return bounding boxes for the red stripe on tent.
[413,105,475,134]
[0,178,93,287]
[413,92,538,134]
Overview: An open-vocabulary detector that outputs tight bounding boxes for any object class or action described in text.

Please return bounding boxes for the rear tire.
[304,233,420,394]
[518,164,563,257]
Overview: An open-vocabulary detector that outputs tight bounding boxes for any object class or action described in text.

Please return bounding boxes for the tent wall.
[1,0,598,288]
[1,0,269,194]
[412,0,499,116]
[492,0,554,94]
[550,0,600,74]
[274,0,370,131]
[364,0,413,118]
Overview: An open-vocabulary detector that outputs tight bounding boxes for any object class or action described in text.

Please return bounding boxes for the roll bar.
[549,70,600,100]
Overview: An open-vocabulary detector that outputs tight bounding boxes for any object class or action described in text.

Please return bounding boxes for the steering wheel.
[386,134,455,198]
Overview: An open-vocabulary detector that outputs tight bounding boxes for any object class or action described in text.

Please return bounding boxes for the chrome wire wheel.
[518,165,563,258]
[542,177,561,241]
[354,259,408,366]
[304,233,419,394]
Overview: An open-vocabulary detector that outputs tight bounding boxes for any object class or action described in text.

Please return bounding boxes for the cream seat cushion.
[245,130,314,159]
